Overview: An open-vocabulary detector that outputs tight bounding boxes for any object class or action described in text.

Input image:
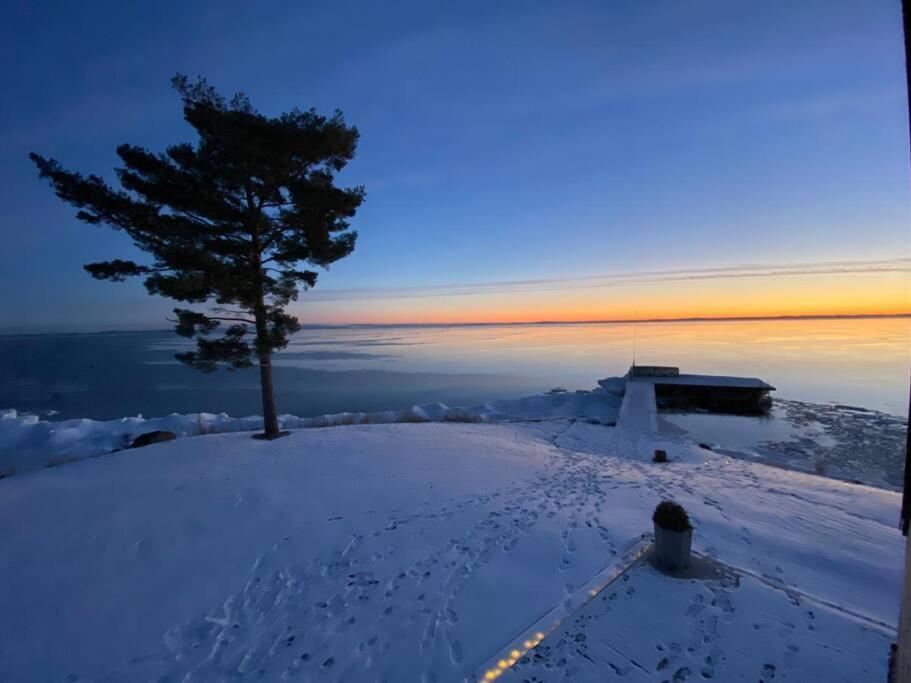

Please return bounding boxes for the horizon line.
[2,311,909,336]
[332,312,911,328]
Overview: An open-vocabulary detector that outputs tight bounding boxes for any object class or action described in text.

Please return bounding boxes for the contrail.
[301,258,911,302]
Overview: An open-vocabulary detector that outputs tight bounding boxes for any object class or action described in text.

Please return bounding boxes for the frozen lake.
[1,317,908,421]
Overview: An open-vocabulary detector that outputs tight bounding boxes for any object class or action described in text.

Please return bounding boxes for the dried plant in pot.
[652,500,693,570]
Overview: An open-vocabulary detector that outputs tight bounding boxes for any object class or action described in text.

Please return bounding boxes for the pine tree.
[30,75,365,439]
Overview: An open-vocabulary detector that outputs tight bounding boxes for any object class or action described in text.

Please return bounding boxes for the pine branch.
[166,315,256,325]
[208,316,256,324]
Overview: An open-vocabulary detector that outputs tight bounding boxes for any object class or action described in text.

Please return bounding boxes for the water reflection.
[279,317,910,414]
[0,317,907,420]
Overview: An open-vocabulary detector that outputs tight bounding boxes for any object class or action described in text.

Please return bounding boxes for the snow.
[500,556,894,682]
[618,380,658,433]
[662,399,909,490]
[3,375,903,491]
[0,385,623,477]
[0,419,902,681]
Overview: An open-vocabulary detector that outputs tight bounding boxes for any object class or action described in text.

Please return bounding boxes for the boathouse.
[627,366,775,415]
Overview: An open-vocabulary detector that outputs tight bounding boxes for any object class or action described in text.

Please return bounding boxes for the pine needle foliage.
[30,75,365,437]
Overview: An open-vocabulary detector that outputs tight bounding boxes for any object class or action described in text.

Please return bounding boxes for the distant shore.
[2,311,909,336]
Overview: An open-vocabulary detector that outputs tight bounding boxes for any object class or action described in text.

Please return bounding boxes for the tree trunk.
[258,350,281,438]
[252,283,280,439]
[250,223,281,439]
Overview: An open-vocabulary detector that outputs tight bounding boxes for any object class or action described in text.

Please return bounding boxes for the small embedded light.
[481,630,549,678]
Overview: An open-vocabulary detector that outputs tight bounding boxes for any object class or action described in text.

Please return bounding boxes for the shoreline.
[2,390,907,491]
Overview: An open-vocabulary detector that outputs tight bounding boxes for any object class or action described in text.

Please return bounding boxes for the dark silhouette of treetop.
[30,75,365,438]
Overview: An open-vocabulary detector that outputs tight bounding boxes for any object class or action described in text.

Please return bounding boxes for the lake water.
[1,317,908,421]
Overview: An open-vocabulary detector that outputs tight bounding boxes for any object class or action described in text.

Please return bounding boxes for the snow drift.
[0,381,625,477]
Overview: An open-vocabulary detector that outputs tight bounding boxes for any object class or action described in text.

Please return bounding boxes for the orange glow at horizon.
[293,271,910,325]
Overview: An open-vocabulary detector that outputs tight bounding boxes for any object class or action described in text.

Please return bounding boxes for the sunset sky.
[1,0,909,330]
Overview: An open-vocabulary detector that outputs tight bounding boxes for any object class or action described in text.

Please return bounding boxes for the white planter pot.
[654,523,693,570]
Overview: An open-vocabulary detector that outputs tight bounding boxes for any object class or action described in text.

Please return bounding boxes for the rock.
[129,430,177,449]
[653,449,668,463]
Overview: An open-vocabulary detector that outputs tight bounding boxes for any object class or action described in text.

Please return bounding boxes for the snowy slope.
[0,420,901,681]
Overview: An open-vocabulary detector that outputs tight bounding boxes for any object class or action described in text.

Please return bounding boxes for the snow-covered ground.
[500,556,894,682]
[2,373,905,491]
[0,381,624,478]
[0,418,901,681]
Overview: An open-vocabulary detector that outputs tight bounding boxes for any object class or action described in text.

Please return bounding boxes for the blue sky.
[1,0,908,329]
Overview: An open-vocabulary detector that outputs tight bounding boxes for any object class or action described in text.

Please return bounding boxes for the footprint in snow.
[445,632,463,664]
[672,665,692,681]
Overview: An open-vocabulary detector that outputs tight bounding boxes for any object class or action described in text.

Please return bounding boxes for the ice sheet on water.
[661,399,908,490]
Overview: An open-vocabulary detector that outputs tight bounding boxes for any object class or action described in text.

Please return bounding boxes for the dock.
[618,380,658,433]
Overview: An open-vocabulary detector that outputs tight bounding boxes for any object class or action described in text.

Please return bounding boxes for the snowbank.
[0,382,624,476]
[0,408,261,476]
[1,374,904,491]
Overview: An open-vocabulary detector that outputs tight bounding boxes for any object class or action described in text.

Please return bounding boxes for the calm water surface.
[2,317,908,420]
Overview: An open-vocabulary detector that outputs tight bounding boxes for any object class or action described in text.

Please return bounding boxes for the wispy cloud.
[303,258,911,302]
[758,86,905,122]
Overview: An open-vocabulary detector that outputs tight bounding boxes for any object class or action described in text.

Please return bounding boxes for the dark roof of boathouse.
[628,366,775,391]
